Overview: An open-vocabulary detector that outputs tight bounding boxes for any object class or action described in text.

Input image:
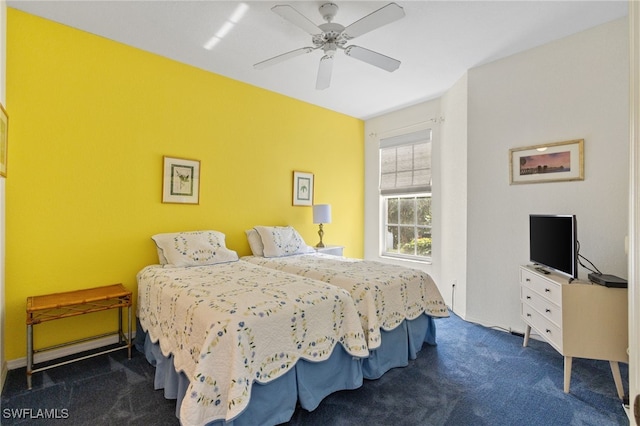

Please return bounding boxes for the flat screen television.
[529,214,578,279]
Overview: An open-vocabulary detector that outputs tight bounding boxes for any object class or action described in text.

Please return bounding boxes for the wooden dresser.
[520,264,628,399]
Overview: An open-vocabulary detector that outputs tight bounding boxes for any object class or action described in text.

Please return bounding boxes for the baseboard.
[624,403,631,423]
[6,332,136,371]
[462,313,528,337]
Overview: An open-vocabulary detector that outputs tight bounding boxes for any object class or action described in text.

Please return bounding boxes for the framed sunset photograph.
[509,139,584,184]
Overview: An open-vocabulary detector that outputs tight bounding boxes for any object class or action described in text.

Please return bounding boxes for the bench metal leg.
[128,305,132,358]
[26,324,33,390]
[118,306,123,343]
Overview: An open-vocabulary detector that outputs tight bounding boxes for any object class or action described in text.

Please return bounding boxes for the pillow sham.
[245,228,264,257]
[156,247,169,265]
[151,230,239,267]
[253,226,310,258]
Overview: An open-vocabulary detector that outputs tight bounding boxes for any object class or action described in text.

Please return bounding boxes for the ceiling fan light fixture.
[323,42,337,55]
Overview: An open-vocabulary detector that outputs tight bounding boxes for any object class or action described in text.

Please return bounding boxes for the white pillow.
[253,226,309,258]
[151,230,239,267]
[245,229,264,257]
[156,247,169,265]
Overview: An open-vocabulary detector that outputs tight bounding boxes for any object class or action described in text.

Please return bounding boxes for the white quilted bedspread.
[242,254,449,349]
[137,261,368,425]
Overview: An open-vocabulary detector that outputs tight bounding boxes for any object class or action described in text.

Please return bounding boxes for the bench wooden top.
[26,284,131,313]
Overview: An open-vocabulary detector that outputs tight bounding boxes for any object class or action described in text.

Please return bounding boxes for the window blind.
[379,129,432,195]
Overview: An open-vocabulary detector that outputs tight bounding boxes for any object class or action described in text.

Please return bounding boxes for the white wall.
[628,1,639,422]
[466,18,629,330]
[439,74,468,314]
[365,18,629,333]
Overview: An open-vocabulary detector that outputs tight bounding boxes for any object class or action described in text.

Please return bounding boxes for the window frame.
[382,193,432,262]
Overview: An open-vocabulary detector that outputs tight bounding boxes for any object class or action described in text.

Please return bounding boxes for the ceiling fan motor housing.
[314,22,347,48]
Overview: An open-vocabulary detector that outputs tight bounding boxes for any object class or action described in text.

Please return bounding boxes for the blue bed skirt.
[136,313,436,425]
[362,313,436,379]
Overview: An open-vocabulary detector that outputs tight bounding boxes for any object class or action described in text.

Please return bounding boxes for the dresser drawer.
[521,303,563,352]
[521,268,561,306]
[521,285,562,327]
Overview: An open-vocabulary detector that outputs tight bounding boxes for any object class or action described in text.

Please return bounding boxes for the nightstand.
[314,245,344,256]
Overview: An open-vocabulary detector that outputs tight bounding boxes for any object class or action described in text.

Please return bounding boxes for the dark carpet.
[1,312,629,425]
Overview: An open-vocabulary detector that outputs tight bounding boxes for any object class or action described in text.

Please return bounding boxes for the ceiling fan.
[254,2,405,90]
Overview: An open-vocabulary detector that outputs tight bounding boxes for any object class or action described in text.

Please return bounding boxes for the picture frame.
[509,139,584,184]
[0,103,8,178]
[292,171,314,206]
[162,156,200,204]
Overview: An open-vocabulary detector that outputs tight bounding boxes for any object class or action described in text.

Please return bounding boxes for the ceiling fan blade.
[342,2,405,40]
[344,45,400,72]
[272,5,322,35]
[254,47,315,69]
[316,55,334,90]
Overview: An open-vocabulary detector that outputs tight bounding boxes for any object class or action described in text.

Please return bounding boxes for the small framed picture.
[509,139,584,184]
[292,171,314,206]
[162,156,200,204]
[0,103,8,177]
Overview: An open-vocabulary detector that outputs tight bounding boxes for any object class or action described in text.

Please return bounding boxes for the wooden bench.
[26,283,132,389]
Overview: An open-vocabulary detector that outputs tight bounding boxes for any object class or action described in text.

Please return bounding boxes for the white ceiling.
[8,0,629,119]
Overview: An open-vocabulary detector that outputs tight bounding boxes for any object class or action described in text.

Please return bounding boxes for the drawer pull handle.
[526,296,531,300]
[526,278,531,282]
[546,329,551,334]
[526,313,531,317]
[545,309,551,313]
[545,288,551,293]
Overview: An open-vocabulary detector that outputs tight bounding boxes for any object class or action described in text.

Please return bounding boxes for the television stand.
[520,265,628,399]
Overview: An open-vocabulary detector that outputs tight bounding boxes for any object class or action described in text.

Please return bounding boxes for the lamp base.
[316,224,325,248]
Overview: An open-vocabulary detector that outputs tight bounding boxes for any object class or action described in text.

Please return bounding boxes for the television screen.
[529,214,577,279]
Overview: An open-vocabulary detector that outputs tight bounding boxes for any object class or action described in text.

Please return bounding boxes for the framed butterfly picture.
[162,156,200,204]
[292,170,314,206]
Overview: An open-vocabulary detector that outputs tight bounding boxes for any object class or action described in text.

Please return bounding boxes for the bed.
[137,230,368,426]
[242,226,449,378]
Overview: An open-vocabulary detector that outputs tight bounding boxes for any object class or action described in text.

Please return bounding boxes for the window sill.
[380,253,432,265]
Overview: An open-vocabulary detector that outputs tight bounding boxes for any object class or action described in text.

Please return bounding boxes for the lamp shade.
[313,204,332,224]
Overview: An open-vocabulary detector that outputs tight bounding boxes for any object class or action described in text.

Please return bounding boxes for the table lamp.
[313,204,331,248]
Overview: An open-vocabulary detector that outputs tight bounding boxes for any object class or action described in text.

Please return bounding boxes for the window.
[379,129,432,261]
[385,195,431,258]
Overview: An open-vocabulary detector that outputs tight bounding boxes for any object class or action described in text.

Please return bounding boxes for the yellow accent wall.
[5,9,364,360]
